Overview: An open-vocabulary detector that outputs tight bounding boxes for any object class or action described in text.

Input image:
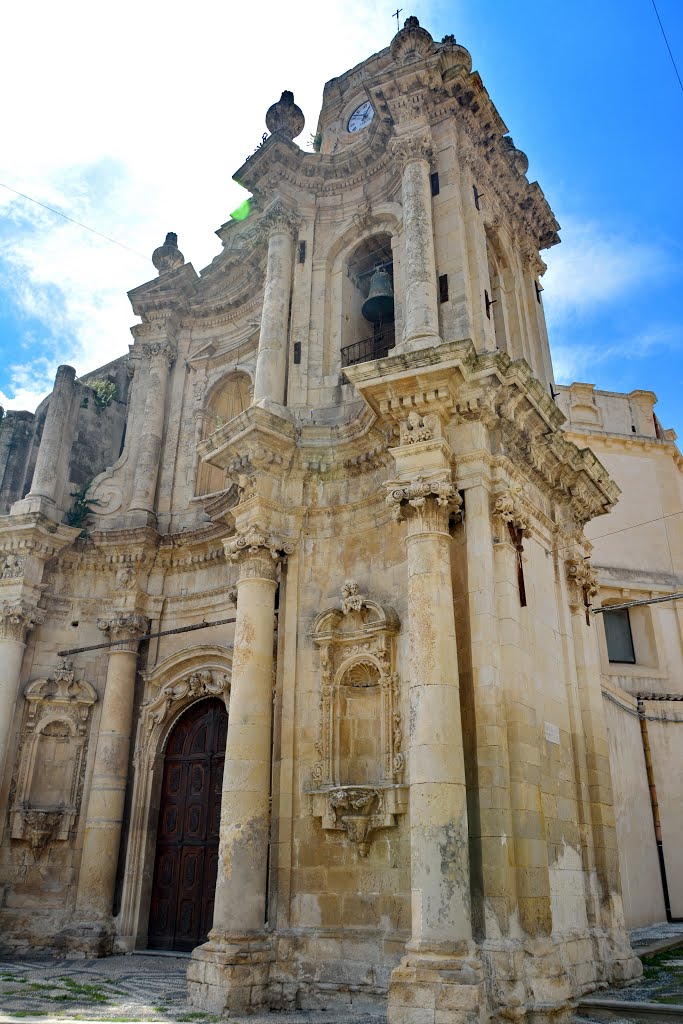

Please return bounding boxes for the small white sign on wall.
[544,721,560,745]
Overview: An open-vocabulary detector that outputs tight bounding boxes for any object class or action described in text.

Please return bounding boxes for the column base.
[395,333,442,356]
[387,951,486,1024]
[54,921,114,958]
[10,495,62,522]
[187,934,274,1014]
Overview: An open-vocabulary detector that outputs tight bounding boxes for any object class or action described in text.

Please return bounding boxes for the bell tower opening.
[341,234,395,367]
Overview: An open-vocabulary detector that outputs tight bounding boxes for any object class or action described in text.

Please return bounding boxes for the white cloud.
[0,0,447,411]
[542,217,666,326]
[551,325,680,385]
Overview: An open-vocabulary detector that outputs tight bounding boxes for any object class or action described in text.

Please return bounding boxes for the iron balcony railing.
[340,326,396,368]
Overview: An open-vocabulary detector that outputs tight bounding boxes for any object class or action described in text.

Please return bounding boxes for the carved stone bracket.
[399,411,437,446]
[566,556,599,614]
[11,660,97,847]
[492,487,531,537]
[386,476,462,525]
[1,554,24,579]
[0,601,44,644]
[309,582,406,856]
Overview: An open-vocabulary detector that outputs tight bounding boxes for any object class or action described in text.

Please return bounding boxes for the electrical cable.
[0,181,152,262]
[651,0,683,96]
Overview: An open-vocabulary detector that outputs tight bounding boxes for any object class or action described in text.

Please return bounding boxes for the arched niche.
[196,372,252,496]
[340,233,396,369]
[116,644,232,950]
[309,581,407,857]
[11,661,97,848]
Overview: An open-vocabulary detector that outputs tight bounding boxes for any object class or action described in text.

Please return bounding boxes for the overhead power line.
[0,181,151,262]
[651,0,683,96]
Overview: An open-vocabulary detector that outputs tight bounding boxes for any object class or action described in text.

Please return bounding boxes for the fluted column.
[253,201,299,408]
[0,600,43,780]
[188,526,292,1013]
[73,612,147,937]
[392,133,441,350]
[128,335,176,517]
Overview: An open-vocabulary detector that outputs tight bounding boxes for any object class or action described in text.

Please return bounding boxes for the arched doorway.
[148,698,227,951]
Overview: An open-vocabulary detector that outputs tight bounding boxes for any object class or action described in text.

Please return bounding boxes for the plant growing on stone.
[88,379,118,412]
[65,487,101,536]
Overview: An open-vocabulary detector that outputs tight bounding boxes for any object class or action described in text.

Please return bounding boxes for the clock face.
[347,101,374,133]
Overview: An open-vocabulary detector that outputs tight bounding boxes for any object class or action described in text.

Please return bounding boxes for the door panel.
[148,697,227,951]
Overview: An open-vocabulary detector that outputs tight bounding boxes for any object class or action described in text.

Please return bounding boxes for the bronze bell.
[361,267,395,324]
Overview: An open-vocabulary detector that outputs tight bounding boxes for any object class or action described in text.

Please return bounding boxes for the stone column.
[252,200,299,408]
[385,460,483,1024]
[392,133,441,351]
[27,365,77,504]
[188,527,292,1014]
[0,600,43,780]
[70,612,148,952]
[128,335,176,519]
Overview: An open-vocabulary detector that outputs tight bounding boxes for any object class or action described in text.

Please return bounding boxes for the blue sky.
[0,1,681,436]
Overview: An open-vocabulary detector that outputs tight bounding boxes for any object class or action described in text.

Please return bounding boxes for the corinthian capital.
[389,130,433,168]
[97,612,149,652]
[386,476,462,533]
[142,338,177,366]
[259,198,301,240]
[223,526,294,582]
[0,601,44,643]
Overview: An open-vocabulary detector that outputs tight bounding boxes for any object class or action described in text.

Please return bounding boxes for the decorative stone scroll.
[11,660,97,847]
[308,581,407,856]
[566,556,599,621]
[138,669,230,758]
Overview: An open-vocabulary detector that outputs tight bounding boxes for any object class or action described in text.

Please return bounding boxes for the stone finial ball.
[265,90,305,141]
[152,233,185,275]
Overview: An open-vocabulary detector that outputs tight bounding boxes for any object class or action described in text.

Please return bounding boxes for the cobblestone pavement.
[0,954,386,1023]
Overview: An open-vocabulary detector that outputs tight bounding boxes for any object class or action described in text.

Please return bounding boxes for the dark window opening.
[293,342,301,364]
[604,608,636,664]
[298,240,306,264]
[341,234,395,367]
[534,279,542,303]
[473,184,481,210]
[430,172,440,197]
[439,274,449,303]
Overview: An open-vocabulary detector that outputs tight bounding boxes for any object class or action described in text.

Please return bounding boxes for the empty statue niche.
[196,371,251,496]
[341,234,395,368]
[337,660,382,785]
[11,661,97,849]
[309,581,407,857]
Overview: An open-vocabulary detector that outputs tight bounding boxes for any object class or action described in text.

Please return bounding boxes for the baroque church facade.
[4,15,682,1023]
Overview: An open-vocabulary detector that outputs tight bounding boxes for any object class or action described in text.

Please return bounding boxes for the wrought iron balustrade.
[340,326,396,368]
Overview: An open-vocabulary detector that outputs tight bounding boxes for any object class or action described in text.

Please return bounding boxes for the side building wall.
[557,382,683,927]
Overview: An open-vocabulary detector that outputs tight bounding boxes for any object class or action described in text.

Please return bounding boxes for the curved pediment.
[311,580,399,641]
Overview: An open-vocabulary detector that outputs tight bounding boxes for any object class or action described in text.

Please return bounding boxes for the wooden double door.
[148,698,227,951]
